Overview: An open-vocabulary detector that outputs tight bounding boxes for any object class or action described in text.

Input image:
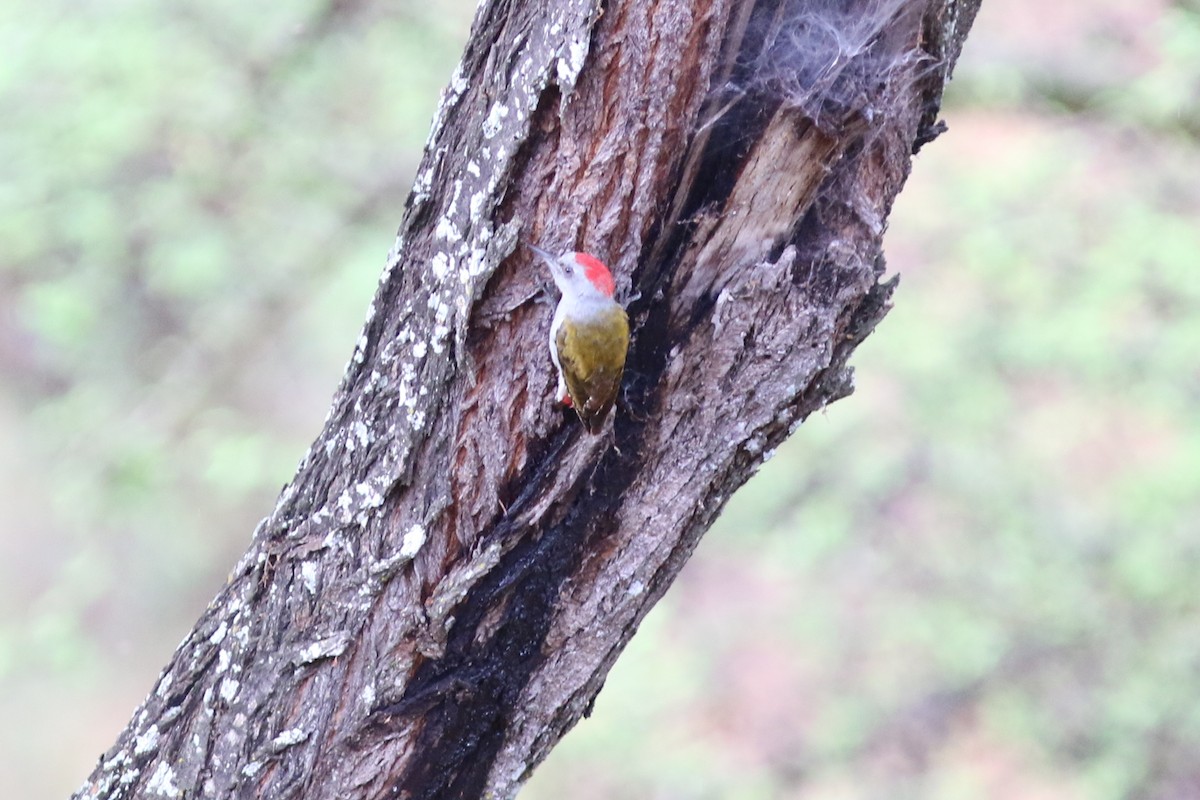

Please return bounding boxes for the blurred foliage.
[0,1,472,796]
[2,1,1199,799]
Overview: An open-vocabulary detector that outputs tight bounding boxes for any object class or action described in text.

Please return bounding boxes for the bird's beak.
[528,243,566,283]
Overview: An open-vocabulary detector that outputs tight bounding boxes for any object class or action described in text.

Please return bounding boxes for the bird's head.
[529,244,616,300]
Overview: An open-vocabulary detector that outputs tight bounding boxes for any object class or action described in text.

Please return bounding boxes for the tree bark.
[75,0,981,798]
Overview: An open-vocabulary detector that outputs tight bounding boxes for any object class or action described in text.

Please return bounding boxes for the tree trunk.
[74,0,981,798]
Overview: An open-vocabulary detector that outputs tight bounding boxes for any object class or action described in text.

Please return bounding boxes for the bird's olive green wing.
[555,307,629,434]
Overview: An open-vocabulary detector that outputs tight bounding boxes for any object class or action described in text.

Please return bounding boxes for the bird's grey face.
[530,244,585,294]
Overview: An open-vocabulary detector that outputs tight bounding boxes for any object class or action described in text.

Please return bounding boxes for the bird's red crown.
[574,252,616,298]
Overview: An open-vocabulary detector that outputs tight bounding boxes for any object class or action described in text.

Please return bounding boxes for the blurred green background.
[3,1,1199,798]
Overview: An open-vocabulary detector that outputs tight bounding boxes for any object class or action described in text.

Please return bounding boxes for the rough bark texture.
[75,0,981,798]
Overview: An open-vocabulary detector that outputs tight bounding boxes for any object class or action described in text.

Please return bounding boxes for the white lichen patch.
[103,750,130,772]
[364,369,387,394]
[490,147,509,183]
[362,683,376,707]
[449,63,468,96]
[432,252,454,281]
[351,478,387,524]
[134,725,160,755]
[320,527,343,552]
[294,633,351,666]
[411,161,435,208]
[271,728,309,750]
[381,237,404,282]
[413,341,428,359]
[301,561,319,595]
[353,332,369,364]
[435,214,461,243]
[468,247,490,277]
[557,31,592,89]
[219,677,240,703]
[627,580,646,597]
[335,489,354,521]
[428,295,453,354]
[400,523,428,559]
[435,183,467,244]
[209,621,228,646]
[482,101,510,138]
[146,762,181,798]
[242,761,263,778]
[431,327,450,354]
[155,672,173,697]
[353,420,372,448]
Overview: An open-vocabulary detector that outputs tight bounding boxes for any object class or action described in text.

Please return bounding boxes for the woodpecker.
[530,244,629,434]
